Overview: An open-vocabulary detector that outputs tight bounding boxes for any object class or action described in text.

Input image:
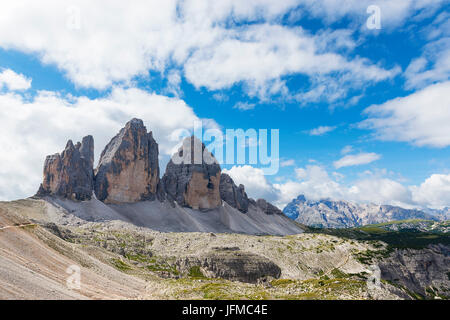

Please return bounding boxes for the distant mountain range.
[283,195,449,228]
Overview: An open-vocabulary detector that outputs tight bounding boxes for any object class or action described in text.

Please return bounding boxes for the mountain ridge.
[283,195,444,229]
[33,118,300,236]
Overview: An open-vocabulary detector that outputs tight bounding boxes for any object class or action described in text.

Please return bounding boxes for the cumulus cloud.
[361,81,450,147]
[0,1,401,102]
[222,165,276,202]
[224,163,450,210]
[185,23,399,102]
[333,152,381,169]
[308,125,336,136]
[0,85,217,201]
[0,69,31,91]
[411,174,450,208]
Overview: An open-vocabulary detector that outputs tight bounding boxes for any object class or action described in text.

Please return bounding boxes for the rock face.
[219,173,249,213]
[176,247,281,283]
[284,195,437,228]
[94,119,160,204]
[36,136,94,201]
[256,199,283,215]
[35,118,288,219]
[379,245,450,298]
[162,136,221,210]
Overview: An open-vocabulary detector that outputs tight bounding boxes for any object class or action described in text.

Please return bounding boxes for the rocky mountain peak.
[35,119,285,216]
[255,198,283,215]
[36,135,94,201]
[162,136,221,210]
[94,119,160,203]
[283,194,438,228]
[219,173,249,213]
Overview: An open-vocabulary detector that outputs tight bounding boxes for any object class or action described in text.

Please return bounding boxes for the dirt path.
[0,223,36,231]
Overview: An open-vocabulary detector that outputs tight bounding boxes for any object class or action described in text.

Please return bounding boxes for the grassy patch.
[307,222,449,250]
[188,266,206,279]
[330,268,349,279]
[111,258,132,272]
[270,279,295,287]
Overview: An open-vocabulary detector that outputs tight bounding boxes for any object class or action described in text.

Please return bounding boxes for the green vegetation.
[111,258,132,271]
[330,268,349,279]
[270,279,295,287]
[306,221,449,249]
[188,266,206,278]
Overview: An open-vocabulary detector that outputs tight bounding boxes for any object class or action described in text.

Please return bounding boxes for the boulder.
[219,173,249,213]
[94,118,160,203]
[162,136,221,210]
[36,135,94,201]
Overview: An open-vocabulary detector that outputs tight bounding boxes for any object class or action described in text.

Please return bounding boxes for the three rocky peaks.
[36,118,282,215]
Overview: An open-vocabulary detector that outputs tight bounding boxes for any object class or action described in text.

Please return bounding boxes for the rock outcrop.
[94,118,160,204]
[162,136,221,210]
[176,247,281,283]
[36,136,94,201]
[256,198,283,215]
[379,245,450,298]
[219,173,249,213]
[35,118,287,217]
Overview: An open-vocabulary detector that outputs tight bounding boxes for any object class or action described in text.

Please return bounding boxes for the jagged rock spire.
[36,135,94,200]
[219,173,249,213]
[162,136,221,210]
[94,118,160,203]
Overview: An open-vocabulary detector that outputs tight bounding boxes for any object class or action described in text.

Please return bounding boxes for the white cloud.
[0,69,32,91]
[0,1,400,102]
[405,12,450,89]
[296,0,446,28]
[361,81,450,147]
[280,159,295,167]
[185,23,399,102]
[0,86,217,201]
[218,164,450,210]
[308,125,336,136]
[333,152,381,169]
[411,174,450,208]
[405,38,450,89]
[222,165,276,201]
[340,145,353,155]
[233,102,256,111]
[348,178,412,208]
[282,166,412,208]
[212,93,229,102]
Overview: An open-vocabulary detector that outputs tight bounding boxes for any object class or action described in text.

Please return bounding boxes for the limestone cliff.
[36,135,94,201]
[94,118,160,203]
[219,173,249,213]
[162,136,221,210]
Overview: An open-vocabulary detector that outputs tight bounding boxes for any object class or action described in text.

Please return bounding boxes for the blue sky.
[0,1,449,209]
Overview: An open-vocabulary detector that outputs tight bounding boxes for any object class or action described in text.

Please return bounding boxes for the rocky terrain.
[0,198,448,300]
[0,119,448,300]
[284,195,439,228]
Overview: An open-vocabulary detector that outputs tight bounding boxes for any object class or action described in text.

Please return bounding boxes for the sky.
[0,0,449,210]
